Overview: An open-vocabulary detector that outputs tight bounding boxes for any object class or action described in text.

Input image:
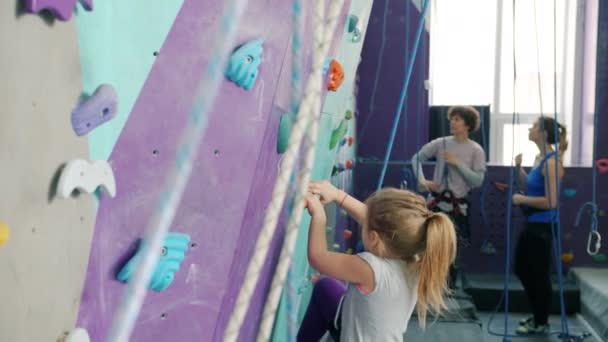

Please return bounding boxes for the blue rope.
[478,106,492,249]
[377,0,430,190]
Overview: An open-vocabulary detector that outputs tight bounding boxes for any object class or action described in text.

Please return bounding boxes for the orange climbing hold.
[345,159,354,170]
[327,59,344,91]
[561,253,574,263]
[348,137,354,147]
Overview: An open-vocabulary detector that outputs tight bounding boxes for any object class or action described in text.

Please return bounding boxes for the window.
[428,0,597,166]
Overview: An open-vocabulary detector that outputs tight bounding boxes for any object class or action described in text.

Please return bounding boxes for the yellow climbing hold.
[0,222,9,246]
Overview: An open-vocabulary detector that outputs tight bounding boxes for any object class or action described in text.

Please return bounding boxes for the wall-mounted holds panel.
[56,159,116,199]
[71,84,118,136]
[116,232,191,292]
[22,0,93,21]
[327,59,344,91]
[225,38,264,90]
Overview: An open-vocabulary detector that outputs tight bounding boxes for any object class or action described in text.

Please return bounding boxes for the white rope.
[106,1,248,341]
[256,1,346,340]
[222,1,346,340]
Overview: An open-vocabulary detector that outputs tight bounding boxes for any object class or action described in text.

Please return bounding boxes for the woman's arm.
[305,194,375,291]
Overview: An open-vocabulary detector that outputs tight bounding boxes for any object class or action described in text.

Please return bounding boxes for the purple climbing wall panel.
[76,0,350,341]
[356,0,430,160]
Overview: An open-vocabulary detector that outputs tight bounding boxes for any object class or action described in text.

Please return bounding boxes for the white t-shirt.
[339,252,418,342]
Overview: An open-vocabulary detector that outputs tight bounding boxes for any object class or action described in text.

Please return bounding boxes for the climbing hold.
[480,242,497,255]
[344,110,353,120]
[226,39,264,90]
[561,252,574,263]
[331,163,345,176]
[56,159,116,199]
[592,253,607,263]
[339,138,347,147]
[0,222,9,247]
[23,0,93,21]
[347,137,354,147]
[327,59,344,92]
[71,84,118,136]
[347,15,362,43]
[343,229,352,240]
[277,112,294,153]
[345,159,354,170]
[563,188,577,198]
[599,209,606,217]
[347,14,359,33]
[346,248,353,254]
[59,328,90,342]
[117,232,191,292]
[355,240,364,253]
[597,159,608,174]
[332,243,341,251]
[329,111,352,150]
[326,226,333,232]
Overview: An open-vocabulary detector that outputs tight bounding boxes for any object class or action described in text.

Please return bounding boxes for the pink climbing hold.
[71,84,118,136]
[597,159,608,174]
[23,0,93,21]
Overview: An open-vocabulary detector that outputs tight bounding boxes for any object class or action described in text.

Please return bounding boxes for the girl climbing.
[511,117,568,335]
[297,181,457,341]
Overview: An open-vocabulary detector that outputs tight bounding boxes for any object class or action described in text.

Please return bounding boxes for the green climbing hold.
[592,253,607,263]
[277,113,294,154]
[345,110,353,120]
[329,119,348,150]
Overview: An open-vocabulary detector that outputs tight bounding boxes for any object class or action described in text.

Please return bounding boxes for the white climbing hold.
[56,159,116,199]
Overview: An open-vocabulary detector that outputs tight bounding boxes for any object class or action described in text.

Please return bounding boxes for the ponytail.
[557,124,568,158]
[416,212,457,327]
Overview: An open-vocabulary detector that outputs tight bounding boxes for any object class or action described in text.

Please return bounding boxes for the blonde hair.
[365,188,457,327]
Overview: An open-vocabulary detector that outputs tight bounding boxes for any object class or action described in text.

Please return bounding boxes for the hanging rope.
[377,0,430,190]
[223,1,345,340]
[256,2,345,340]
[105,2,249,341]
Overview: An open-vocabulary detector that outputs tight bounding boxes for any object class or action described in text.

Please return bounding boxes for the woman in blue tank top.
[511,117,568,335]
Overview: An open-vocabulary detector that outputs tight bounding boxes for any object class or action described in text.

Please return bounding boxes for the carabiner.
[587,231,601,256]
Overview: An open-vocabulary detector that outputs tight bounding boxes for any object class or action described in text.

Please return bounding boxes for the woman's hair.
[365,188,457,327]
[539,117,568,157]
[447,106,481,133]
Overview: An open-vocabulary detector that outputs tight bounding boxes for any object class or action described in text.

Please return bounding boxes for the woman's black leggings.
[514,221,553,325]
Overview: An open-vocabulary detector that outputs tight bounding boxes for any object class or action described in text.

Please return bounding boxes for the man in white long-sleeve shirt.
[411,105,486,289]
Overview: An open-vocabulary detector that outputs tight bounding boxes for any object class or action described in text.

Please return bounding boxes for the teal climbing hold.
[277,112,294,154]
[226,39,264,90]
[116,232,191,292]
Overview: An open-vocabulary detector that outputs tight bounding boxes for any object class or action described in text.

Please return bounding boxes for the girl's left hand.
[305,193,326,220]
[512,194,525,205]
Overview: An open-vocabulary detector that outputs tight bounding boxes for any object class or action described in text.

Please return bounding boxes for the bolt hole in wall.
[160,313,167,320]
[153,149,160,156]
[153,51,159,57]
[213,149,220,157]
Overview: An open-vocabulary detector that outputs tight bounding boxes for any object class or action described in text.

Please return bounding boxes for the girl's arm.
[309,181,367,225]
[305,194,375,291]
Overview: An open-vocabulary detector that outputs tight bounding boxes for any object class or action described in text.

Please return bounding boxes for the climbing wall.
[0,3,96,341]
[72,1,357,341]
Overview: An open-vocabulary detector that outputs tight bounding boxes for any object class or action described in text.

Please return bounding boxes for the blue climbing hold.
[116,232,191,292]
[226,39,264,90]
[564,188,577,198]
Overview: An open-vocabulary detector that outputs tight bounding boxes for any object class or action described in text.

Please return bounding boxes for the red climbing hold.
[345,160,354,170]
[597,159,608,174]
[348,137,354,147]
[343,229,352,240]
[327,59,345,92]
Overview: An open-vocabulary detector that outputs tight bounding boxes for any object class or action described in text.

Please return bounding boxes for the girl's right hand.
[419,179,439,192]
[309,180,342,204]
